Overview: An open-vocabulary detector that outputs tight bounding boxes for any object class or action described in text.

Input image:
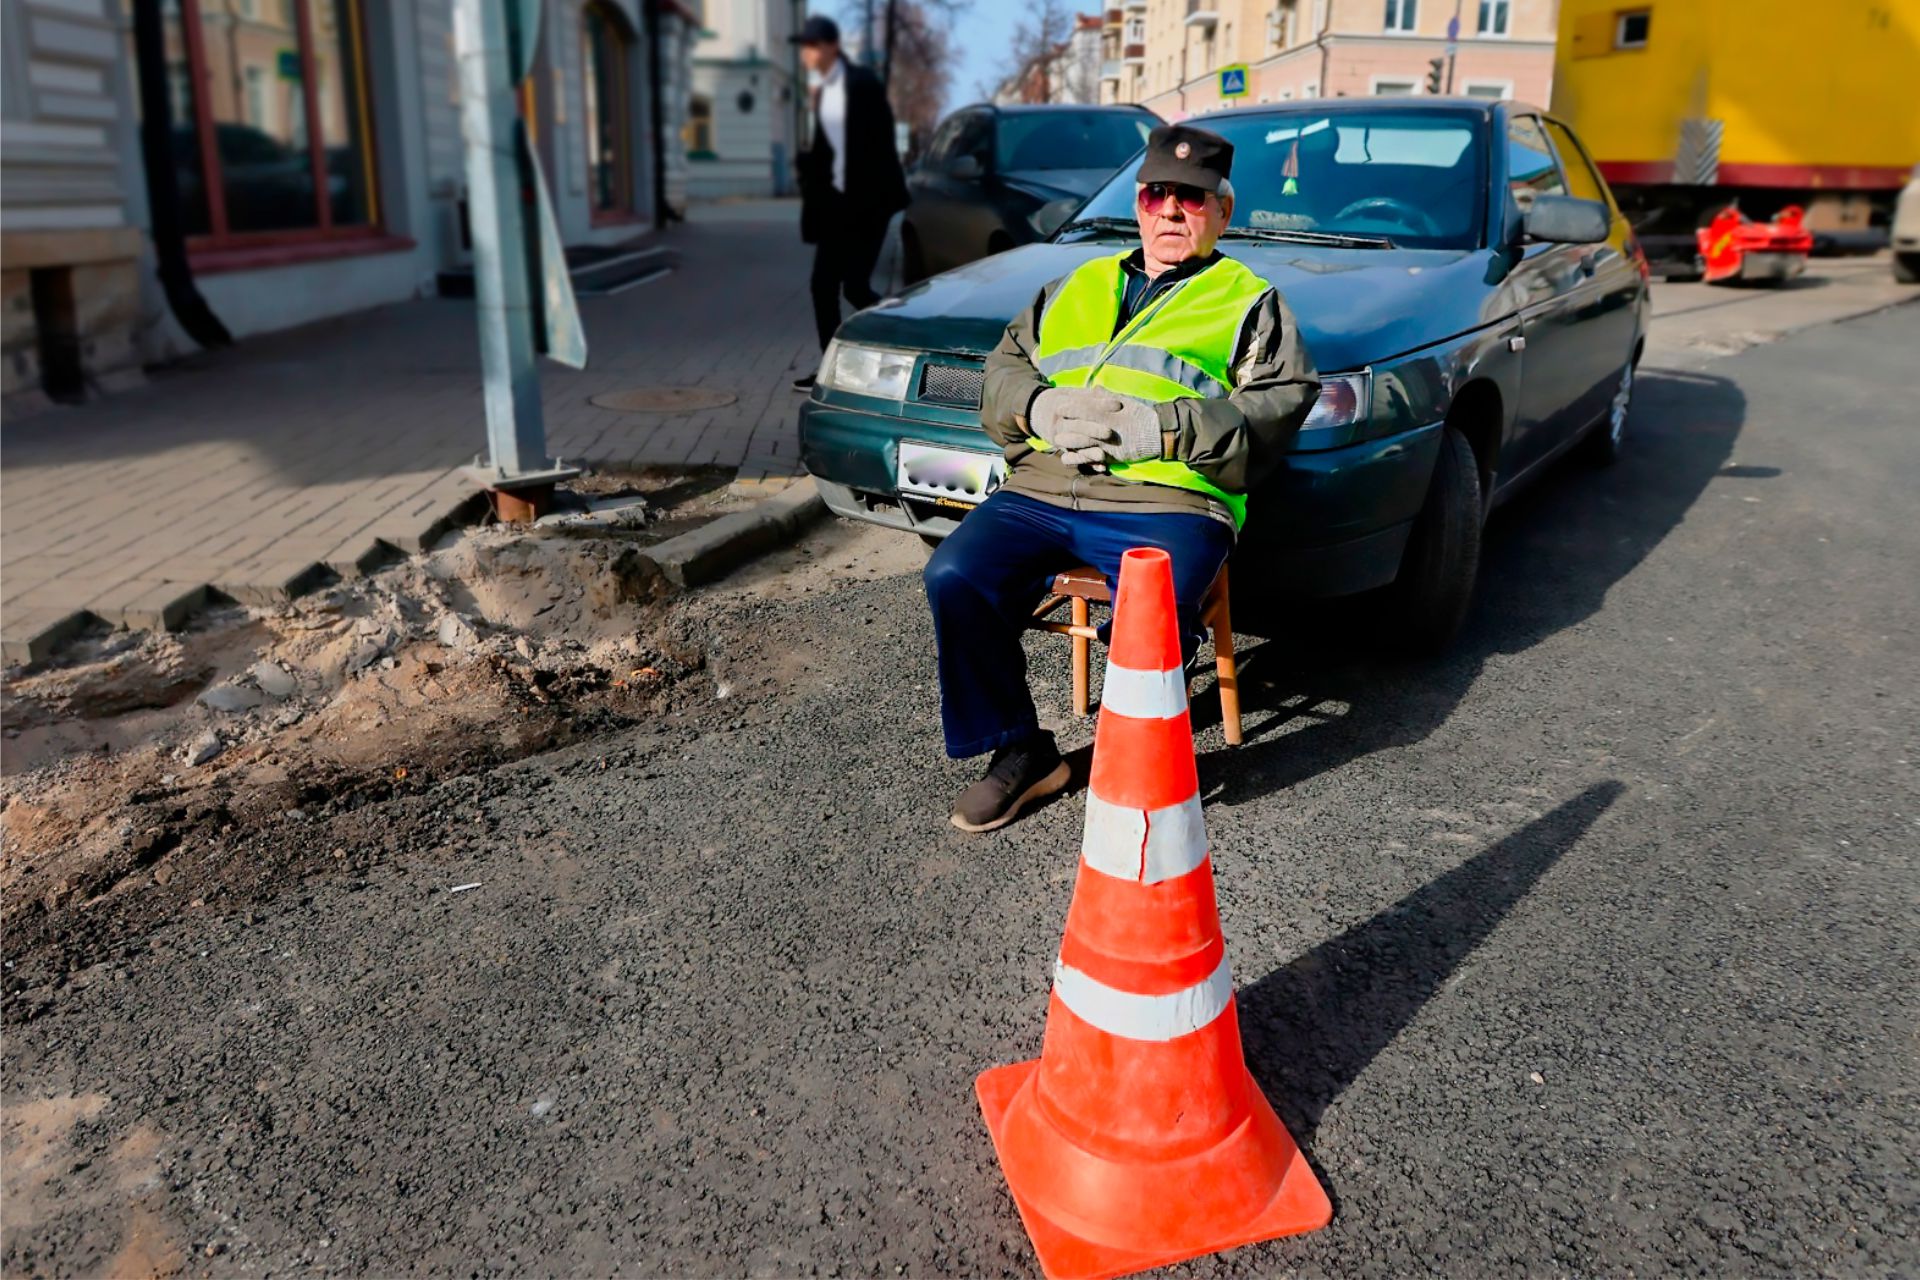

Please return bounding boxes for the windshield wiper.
[1221,226,1396,249]
[1055,217,1139,237]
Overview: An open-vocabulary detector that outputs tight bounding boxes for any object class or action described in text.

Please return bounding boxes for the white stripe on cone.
[1099,661,1188,720]
[1052,954,1235,1042]
[1082,792,1210,884]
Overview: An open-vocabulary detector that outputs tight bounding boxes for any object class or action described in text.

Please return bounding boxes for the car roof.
[1192,96,1540,122]
[961,102,1157,116]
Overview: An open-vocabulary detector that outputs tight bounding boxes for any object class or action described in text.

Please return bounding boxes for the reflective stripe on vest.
[1029,252,1274,529]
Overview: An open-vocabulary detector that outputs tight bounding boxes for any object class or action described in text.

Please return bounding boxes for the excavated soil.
[0,471,749,1019]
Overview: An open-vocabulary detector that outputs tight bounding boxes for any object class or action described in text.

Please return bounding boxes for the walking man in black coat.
[791,15,909,391]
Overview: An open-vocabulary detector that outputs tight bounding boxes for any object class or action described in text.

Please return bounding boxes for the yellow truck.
[1550,0,1920,275]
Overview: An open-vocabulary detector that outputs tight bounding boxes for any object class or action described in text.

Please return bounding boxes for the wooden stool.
[1027,563,1243,745]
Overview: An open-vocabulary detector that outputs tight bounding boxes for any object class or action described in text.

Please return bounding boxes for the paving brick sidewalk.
[1,199,867,664]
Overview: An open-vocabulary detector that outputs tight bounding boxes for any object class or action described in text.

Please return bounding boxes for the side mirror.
[949,154,984,182]
[1524,194,1610,245]
[1031,196,1078,238]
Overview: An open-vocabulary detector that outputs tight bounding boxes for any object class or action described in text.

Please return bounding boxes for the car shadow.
[1187,366,1746,807]
[1235,779,1626,1144]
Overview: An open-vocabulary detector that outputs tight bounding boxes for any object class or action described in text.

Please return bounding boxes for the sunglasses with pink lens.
[1138,182,1214,215]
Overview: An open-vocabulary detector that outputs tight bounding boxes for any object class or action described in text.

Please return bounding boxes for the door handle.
[1578,253,1598,277]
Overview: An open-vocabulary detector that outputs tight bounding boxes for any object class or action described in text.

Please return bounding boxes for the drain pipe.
[645,0,677,227]
[130,0,230,348]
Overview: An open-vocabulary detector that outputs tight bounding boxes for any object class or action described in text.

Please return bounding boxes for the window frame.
[1383,0,1418,34]
[1370,75,1419,95]
[1614,9,1651,49]
[1540,114,1616,211]
[583,0,639,222]
[1476,0,1509,36]
[1462,78,1513,99]
[174,0,384,254]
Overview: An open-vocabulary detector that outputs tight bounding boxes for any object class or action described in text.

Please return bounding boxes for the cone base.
[976,1059,1332,1280]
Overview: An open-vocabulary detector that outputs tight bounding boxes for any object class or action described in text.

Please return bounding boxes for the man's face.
[1135,182,1232,272]
[799,41,838,75]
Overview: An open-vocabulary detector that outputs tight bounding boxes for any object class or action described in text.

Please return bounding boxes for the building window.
[1615,9,1650,48]
[1477,0,1508,35]
[1463,79,1511,98]
[159,0,380,244]
[685,94,714,157]
[583,1,636,218]
[1384,0,1417,33]
[242,65,268,127]
[1301,79,1318,97]
[1372,77,1417,95]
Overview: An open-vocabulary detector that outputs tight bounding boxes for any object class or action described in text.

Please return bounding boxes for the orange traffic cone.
[976,547,1331,1280]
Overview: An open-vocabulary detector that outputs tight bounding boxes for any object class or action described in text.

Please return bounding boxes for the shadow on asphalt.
[1237,778,1627,1146]
[1189,367,1747,806]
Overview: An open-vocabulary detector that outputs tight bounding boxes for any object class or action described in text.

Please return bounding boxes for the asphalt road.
[6,296,1919,1277]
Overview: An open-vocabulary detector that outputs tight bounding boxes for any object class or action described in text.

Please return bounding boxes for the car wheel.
[1383,425,1482,654]
[1895,252,1920,284]
[901,225,928,284]
[1582,358,1635,466]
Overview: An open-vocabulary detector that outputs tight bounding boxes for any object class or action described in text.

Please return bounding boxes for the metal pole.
[454,0,570,501]
[1445,0,1463,92]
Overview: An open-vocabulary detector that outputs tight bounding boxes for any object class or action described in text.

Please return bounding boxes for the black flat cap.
[790,14,840,44]
[1137,124,1234,194]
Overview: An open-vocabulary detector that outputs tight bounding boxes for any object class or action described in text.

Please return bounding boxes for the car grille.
[918,361,986,408]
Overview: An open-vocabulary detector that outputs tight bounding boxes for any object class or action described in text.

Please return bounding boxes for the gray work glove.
[1029,386,1123,445]
[1052,394,1163,468]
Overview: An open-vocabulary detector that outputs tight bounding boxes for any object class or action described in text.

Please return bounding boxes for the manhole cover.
[591,386,738,413]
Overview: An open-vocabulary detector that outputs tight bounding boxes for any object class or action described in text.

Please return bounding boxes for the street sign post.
[453,0,585,520]
[1444,8,1460,91]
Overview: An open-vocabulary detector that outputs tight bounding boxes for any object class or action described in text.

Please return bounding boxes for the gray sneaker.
[950,732,1070,833]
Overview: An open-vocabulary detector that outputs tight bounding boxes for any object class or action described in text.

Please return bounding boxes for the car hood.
[998,168,1113,203]
[848,239,1505,373]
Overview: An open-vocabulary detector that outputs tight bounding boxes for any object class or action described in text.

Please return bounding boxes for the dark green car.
[800,99,1650,646]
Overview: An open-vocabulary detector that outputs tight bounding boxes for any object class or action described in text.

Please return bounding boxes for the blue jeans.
[922,490,1233,759]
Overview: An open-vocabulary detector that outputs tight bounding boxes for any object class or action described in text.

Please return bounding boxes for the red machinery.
[1697,204,1815,284]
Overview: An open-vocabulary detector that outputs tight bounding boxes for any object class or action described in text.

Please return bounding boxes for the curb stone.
[643,476,827,590]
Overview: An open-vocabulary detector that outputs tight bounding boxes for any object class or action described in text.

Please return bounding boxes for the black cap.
[790,14,840,44]
[1136,124,1235,194]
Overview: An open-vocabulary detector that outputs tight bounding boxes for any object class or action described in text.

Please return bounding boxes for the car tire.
[1581,357,1635,466]
[901,225,928,285]
[1895,252,1920,284]
[1383,425,1482,655]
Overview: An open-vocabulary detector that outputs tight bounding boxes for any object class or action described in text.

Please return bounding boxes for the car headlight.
[1293,371,1371,450]
[819,340,916,400]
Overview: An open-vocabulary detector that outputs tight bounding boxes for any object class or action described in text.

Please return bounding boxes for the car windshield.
[995,111,1154,173]
[1063,108,1488,250]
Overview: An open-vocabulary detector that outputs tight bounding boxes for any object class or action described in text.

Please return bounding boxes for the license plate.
[896,441,1005,510]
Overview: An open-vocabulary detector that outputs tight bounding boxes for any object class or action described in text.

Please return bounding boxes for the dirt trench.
[0,487,738,1021]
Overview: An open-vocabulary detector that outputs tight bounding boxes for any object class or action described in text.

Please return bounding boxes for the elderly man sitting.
[923,123,1321,832]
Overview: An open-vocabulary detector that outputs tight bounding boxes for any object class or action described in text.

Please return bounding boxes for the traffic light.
[1425,56,1445,94]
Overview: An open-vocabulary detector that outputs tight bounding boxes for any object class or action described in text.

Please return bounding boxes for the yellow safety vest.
[1029,252,1272,528]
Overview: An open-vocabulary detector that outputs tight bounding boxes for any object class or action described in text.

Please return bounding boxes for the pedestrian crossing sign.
[1220,64,1249,98]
